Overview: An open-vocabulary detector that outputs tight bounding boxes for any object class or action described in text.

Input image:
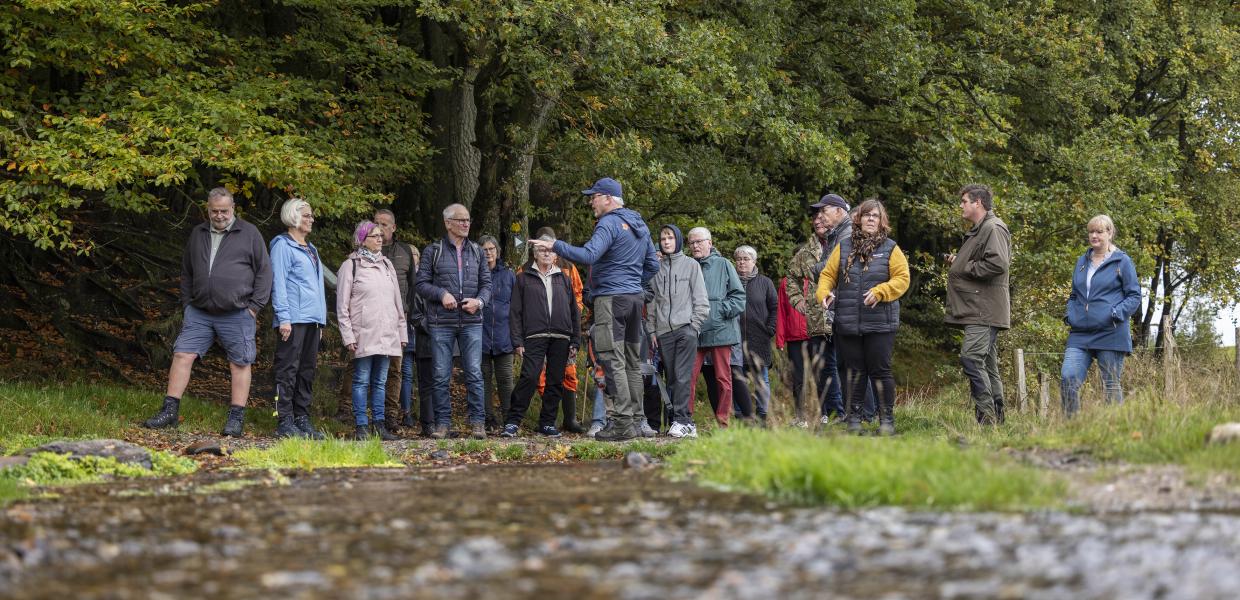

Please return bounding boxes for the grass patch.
[232,438,402,470]
[898,384,1240,474]
[666,428,1064,511]
[492,444,527,461]
[568,440,625,460]
[0,382,279,451]
[0,450,197,506]
[450,439,492,455]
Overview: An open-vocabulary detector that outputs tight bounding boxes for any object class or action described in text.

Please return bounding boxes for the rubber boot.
[142,396,180,429]
[220,405,246,438]
[560,394,587,434]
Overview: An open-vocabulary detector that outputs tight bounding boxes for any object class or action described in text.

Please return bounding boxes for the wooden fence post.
[1162,316,1177,404]
[1015,348,1027,412]
[1038,371,1049,419]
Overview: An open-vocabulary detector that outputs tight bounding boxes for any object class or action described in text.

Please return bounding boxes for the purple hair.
[354,220,379,246]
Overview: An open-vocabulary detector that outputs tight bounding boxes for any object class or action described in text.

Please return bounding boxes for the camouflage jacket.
[785,239,832,337]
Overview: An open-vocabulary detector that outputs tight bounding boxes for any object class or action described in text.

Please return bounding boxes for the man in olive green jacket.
[946,183,1011,425]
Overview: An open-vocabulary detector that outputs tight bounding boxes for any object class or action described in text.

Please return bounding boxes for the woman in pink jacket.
[337,220,407,441]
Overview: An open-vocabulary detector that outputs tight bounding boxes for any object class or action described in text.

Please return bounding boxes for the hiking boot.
[878,420,896,437]
[273,415,302,439]
[639,421,657,438]
[400,413,416,429]
[586,423,604,438]
[846,418,862,435]
[537,425,563,438]
[419,423,435,438]
[595,421,639,442]
[430,425,449,440]
[142,396,180,429]
[471,423,487,440]
[371,422,398,441]
[352,425,370,441]
[500,424,519,438]
[294,415,326,440]
[220,405,246,438]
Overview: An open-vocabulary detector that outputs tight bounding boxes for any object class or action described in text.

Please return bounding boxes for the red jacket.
[776,276,808,348]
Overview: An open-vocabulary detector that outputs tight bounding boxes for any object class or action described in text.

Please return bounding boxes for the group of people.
[141,180,1143,440]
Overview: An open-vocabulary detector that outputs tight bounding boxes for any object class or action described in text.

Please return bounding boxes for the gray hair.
[611,196,625,207]
[478,234,500,249]
[734,245,757,261]
[686,226,711,241]
[207,187,233,204]
[280,198,310,228]
[374,208,395,221]
[442,203,469,220]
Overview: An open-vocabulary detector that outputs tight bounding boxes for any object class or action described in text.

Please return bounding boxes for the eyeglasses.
[687,239,710,246]
[448,217,471,224]
[366,232,384,239]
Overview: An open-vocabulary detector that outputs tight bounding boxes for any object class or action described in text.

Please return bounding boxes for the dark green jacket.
[946,212,1011,329]
[696,248,746,347]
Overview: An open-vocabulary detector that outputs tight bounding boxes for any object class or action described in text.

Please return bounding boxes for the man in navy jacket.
[531,177,659,441]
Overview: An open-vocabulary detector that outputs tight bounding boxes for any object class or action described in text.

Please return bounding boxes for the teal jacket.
[696,248,746,347]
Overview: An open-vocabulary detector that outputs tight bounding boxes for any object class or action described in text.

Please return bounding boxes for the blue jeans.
[398,349,415,415]
[429,324,485,425]
[352,355,390,426]
[1060,347,1125,416]
[591,387,607,428]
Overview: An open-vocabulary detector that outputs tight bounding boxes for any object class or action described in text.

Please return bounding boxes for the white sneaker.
[586,423,604,438]
[668,422,689,438]
[639,421,657,438]
[793,420,809,429]
[685,424,699,438]
[820,414,831,426]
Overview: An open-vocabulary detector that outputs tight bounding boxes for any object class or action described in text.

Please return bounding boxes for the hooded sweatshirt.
[553,207,660,297]
[645,224,710,336]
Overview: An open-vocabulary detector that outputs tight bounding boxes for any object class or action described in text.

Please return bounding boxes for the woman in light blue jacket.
[270,198,328,439]
[1061,214,1142,416]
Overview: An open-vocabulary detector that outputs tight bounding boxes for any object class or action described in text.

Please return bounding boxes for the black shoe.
[142,396,180,429]
[220,406,246,438]
[878,420,896,436]
[371,423,398,441]
[595,421,638,442]
[500,424,519,438]
[352,425,370,441]
[419,423,435,438]
[294,415,325,440]
[273,415,302,439]
[846,418,862,435]
[401,413,416,429]
[537,425,563,438]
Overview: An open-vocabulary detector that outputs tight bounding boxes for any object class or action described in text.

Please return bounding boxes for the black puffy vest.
[833,237,900,336]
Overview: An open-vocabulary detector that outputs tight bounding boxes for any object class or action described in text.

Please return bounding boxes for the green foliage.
[491,443,526,461]
[232,438,403,470]
[665,428,1064,511]
[567,440,625,460]
[0,449,197,492]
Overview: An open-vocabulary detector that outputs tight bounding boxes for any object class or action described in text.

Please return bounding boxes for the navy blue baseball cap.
[810,193,849,211]
[582,177,623,198]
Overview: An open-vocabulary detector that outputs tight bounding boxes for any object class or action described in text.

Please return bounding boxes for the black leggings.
[704,365,754,418]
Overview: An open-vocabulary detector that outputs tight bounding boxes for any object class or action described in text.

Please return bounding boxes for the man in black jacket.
[143,187,273,437]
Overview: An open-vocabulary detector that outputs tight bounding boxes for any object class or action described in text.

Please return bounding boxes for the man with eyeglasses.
[415,203,492,439]
[530,177,660,441]
[685,227,751,427]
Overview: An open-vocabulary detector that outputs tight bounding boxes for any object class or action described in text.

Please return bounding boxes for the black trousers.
[416,355,435,427]
[273,323,321,419]
[835,332,897,421]
[507,337,570,428]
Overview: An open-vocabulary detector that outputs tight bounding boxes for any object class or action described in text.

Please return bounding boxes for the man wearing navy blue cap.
[530,177,660,441]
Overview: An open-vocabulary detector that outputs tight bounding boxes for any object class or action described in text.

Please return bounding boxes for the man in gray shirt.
[143,187,273,437]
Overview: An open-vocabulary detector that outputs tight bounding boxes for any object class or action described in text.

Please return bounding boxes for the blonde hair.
[280,198,310,228]
[1087,214,1115,237]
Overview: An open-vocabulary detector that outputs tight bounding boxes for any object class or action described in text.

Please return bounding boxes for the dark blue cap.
[810,193,849,211]
[582,177,623,198]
